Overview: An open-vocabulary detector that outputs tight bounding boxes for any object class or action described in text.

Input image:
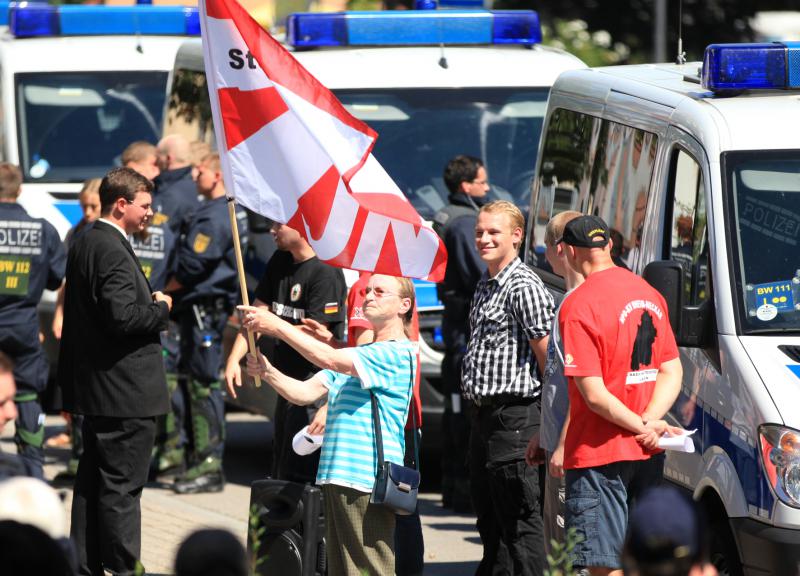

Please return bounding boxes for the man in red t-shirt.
[558,215,683,576]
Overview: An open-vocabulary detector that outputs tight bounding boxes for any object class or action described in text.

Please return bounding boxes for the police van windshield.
[165,70,548,220]
[338,88,548,219]
[16,72,169,183]
[725,151,800,333]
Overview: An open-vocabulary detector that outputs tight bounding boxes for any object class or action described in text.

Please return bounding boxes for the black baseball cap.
[560,215,610,248]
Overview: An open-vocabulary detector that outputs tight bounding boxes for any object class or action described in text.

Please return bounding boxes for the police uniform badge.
[193,233,211,254]
[290,283,302,302]
[151,212,169,227]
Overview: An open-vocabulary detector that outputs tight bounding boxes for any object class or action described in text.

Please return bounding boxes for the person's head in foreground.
[174,528,247,576]
[622,485,717,576]
[0,477,75,575]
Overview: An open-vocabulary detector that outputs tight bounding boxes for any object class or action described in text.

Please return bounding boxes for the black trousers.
[469,400,544,576]
[395,427,424,576]
[272,395,321,483]
[71,415,156,576]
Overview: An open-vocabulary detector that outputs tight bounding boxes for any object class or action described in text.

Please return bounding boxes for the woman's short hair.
[395,276,416,327]
[100,167,153,214]
[79,178,102,200]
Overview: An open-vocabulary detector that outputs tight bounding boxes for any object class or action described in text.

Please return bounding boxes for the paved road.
[2,412,481,575]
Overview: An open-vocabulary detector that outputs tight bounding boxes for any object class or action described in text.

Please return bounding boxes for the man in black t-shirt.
[225,223,346,483]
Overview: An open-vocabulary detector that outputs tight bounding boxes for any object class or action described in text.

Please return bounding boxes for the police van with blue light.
[164,5,586,434]
[526,42,800,575]
[0,2,198,378]
[0,2,199,238]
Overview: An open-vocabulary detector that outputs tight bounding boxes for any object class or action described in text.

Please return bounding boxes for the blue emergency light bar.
[286,10,541,49]
[0,1,47,26]
[702,42,800,92]
[9,4,200,38]
[0,1,10,26]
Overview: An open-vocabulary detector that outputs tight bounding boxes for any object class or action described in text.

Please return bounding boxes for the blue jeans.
[565,454,665,569]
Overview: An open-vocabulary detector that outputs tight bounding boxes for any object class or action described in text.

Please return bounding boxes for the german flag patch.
[324,302,339,315]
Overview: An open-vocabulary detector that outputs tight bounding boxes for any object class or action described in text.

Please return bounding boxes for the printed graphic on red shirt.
[560,266,679,469]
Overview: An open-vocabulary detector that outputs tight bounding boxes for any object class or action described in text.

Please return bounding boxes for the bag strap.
[370,391,385,469]
[370,349,418,473]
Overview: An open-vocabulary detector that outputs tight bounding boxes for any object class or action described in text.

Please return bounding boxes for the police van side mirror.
[643,260,711,348]
[643,261,683,334]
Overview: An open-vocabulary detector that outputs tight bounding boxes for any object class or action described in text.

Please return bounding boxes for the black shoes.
[172,456,225,494]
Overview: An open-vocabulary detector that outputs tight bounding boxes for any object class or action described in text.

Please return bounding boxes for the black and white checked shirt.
[461,257,555,401]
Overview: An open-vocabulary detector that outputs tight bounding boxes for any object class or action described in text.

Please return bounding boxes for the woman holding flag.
[241,273,417,575]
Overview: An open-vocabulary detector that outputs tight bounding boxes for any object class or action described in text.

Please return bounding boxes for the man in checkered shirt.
[462,200,554,576]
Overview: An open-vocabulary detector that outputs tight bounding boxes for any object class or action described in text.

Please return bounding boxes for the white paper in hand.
[658,429,697,453]
[292,426,324,456]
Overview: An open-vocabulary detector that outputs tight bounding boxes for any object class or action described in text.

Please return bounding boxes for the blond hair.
[545,210,583,247]
[190,141,212,166]
[479,200,525,250]
[200,152,221,172]
[79,178,101,200]
[121,141,157,166]
[394,276,416,328]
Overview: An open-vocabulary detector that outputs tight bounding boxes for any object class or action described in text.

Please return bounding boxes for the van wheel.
[709,515,744,576]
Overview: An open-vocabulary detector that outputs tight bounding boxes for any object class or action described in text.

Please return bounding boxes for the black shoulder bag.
[369,353,420,516]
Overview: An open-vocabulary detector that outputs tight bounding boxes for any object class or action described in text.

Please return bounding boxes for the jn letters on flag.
[200,0,447,281]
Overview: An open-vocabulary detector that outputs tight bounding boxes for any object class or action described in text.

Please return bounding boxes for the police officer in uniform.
[130,216,182,476]
[0,163,66,479]
[124,141,185,478]
[153,135,200,236]
[432,155,489,511]
[166,153,247,493]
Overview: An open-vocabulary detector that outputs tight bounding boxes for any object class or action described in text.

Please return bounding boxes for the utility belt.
[184,296,231,315]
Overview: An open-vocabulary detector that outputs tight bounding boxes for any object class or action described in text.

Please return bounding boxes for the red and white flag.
[199,0,447,281]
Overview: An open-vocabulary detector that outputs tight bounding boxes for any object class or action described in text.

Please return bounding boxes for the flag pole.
[227,197,261,388]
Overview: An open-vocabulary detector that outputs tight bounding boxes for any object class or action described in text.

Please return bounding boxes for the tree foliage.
[497,0,798,62]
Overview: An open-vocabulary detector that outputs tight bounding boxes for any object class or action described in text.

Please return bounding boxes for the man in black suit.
[58,167,173,576]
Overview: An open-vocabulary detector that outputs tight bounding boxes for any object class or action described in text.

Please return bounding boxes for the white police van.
[165,8,586,433]
[526,43,800,575]
[0,2,199,387]
[0,2,199,238]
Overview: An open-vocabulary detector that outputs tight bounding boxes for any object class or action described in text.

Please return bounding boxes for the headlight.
[759,425,800,508]
[784,465,800,504]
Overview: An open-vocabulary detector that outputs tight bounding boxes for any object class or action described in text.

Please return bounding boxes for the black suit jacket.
[58,220,170,417]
